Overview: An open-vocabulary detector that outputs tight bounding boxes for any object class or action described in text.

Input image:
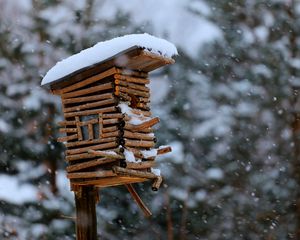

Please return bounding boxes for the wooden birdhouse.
[41,34,176,227]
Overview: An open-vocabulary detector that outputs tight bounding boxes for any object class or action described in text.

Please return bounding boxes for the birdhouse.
[41,34,177,194]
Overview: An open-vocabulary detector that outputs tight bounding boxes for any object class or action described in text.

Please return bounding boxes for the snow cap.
[41,33,177,86]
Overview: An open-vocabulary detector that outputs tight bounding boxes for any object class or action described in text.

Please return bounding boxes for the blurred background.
[0,0,300,239]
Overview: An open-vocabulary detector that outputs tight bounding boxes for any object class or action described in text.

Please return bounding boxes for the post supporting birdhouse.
[41,34,177,239]
[74,185,98,239]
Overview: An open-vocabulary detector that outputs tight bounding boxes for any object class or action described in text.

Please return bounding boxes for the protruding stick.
[125,184,152,217]
[152,176,163,191]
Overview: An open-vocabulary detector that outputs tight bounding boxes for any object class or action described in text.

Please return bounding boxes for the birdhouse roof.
[41,33,177,90]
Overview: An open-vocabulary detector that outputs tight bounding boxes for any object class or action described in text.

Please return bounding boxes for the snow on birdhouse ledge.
[41,33,177,92]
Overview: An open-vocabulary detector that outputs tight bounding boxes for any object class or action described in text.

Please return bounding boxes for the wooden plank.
[73,176,147,187]
[115,74,150,84]
[67,170,116,179]
[124,139,155,148]
[102,113,123,119]
[61,67,116,94]
[124,117,159,131]
[66,141,117,156]
[62,82,113,99]
[64,98,116,113]
[65,135,117,148]
[126,161,155,169]
[113,166,157,179]
[67,158,118,173]
[64,106,117,118]
[87,149,123,159]
[116,67,148,78]
[98,113,103,138]
[62,93,113,105]
[88,124,93,140]
[59,128,77,133]
[117,86,150,98]
[114,79,150,92]
[123,130,154,141]
[103,126,118,133]
[75,116,83,140]
[57,134,78,143]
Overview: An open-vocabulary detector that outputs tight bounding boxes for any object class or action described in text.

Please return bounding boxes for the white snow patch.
[141,149,157,158]
[118,102,151,125]
[151,168,161,176]
[0,175,38,204]
[124,149,136,162]
[41,33,177,85]
[206,168,224,180]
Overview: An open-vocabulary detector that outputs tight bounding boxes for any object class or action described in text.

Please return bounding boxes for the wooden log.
[116,92,132,102]
[113,166,157,179]
[126,161,155,169]
[64,98,116,113]
[123,139,155,148]
[59,128,77,133]
[157,146,172,155]
[136,102,150,111]
[124,117,159,131]
[116,68,148,78]
[61,67,116,94]
[75,116,83,141]
[87,149,124,159]
[103,126,118,133]
[138,97,150,103]
[65,135,117,148]
[152,176,163,191]
[115,79,150,92]
[102,113,123,119]
[62,82,113,99]
[67,158,118,173]
[67,170,116,179]
[57,134,78,143]
[117,86,150,98]
[103,118,119,125]
[62,93,113,105]
[88,124,93,140]
[130,108,151,117]
[64,106,117,118]
[114,74,150,84]
[98,113,103,138]
[125,184,152,217]
[101,130,120,138]
[66,141,117,156]
[123,130,154,141]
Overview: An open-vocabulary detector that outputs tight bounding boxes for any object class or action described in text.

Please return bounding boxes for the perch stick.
[125,184,152,217]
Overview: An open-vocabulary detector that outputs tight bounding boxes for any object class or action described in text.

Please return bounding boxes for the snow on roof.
[41,33,177,86]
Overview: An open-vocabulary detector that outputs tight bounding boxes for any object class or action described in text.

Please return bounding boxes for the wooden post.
[74,186,98,240]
